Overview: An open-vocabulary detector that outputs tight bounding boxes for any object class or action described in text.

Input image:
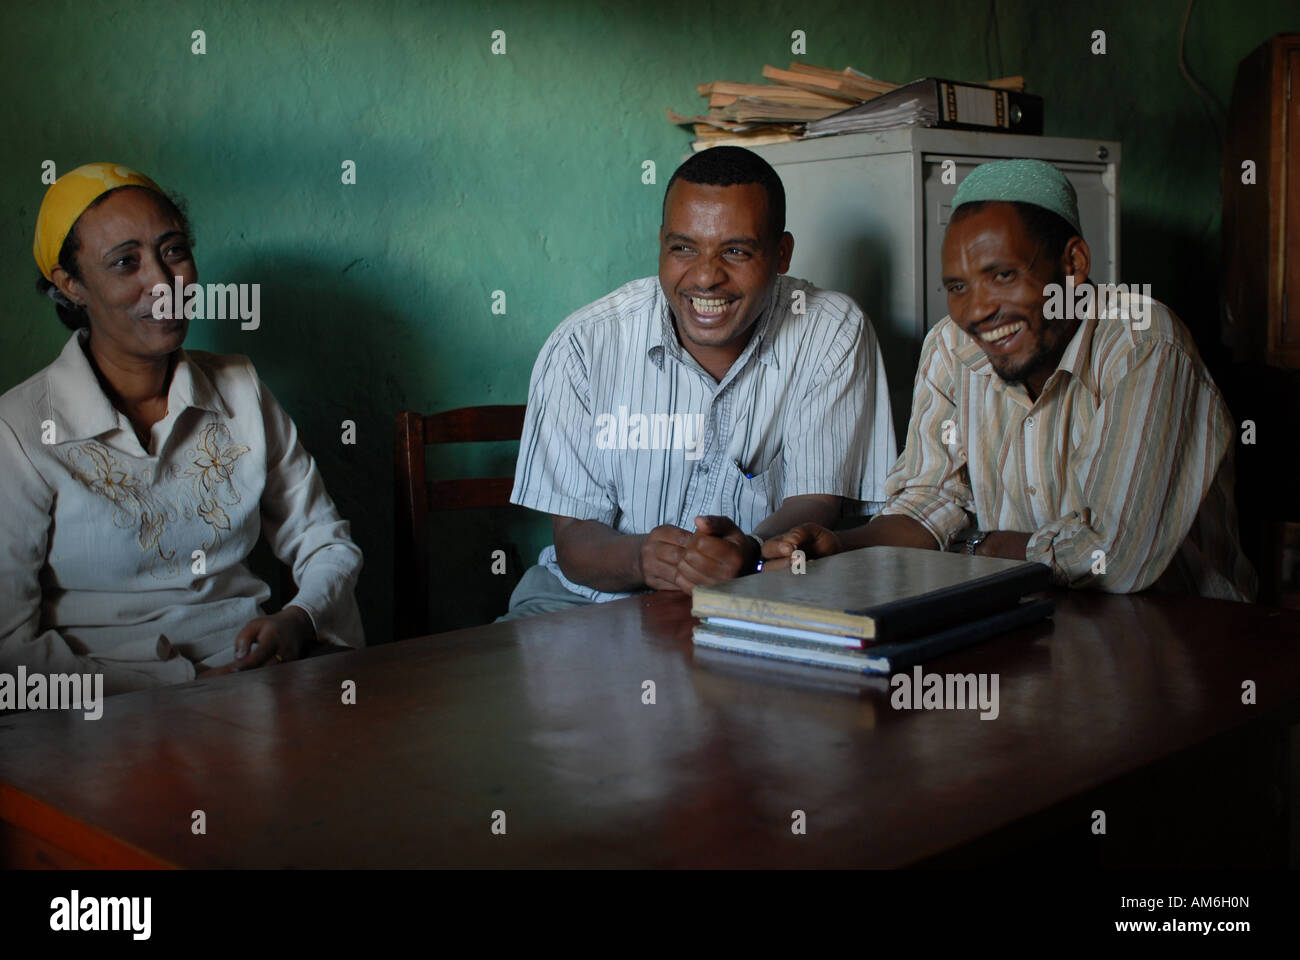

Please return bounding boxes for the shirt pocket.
[725,453,782,531]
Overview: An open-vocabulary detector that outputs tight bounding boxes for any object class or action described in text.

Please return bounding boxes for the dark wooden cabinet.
[1222,34,1300,368]
[1222,35,1300,607]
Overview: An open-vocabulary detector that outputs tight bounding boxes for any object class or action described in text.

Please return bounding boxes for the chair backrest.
[394,405,526,640]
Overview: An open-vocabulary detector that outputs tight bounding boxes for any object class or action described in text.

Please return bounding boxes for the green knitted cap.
[951,159,1081,234]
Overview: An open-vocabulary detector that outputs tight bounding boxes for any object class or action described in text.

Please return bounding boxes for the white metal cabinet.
[751,129,1120,434]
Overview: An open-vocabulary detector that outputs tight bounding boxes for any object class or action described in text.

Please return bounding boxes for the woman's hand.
[227,607,316,671]
[760,523,843,571]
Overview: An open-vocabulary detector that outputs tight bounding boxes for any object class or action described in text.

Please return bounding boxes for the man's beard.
[987,329,1043,384]
[988,269,1068,385]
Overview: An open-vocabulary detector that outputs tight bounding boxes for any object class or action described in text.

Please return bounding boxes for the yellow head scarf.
[33,163,164,281]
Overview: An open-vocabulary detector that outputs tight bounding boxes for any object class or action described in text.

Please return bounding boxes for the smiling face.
[941,202,1087,398]
[658,180,793,378]
[52,187,196,364]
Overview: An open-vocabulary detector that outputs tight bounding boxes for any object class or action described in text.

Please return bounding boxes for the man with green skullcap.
[763,158,1256,600]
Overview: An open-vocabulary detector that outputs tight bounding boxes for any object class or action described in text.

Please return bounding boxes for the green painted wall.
[2,0,1296,641]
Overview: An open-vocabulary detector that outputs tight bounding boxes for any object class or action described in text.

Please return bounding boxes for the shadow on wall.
[1120,209,1222,376]
[199,251,410,645]
[201,251,549,642]
[842,233,912,441]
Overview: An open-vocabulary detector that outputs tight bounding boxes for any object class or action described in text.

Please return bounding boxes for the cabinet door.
[1281,48,1300,359]
[921,155,1118,330]
[766,150,920,441]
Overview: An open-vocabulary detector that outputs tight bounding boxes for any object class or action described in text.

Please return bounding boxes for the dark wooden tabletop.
[2,588,1299,868]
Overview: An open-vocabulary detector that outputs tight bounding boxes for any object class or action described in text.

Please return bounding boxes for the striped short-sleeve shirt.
[880,296,1257,600]
[512,274,897,601]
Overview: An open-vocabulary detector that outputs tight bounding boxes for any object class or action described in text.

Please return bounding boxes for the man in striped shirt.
[503,147,896,618]
[766,159,1255,601]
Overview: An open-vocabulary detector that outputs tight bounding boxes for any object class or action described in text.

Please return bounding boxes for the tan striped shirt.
[880,296,1256,600]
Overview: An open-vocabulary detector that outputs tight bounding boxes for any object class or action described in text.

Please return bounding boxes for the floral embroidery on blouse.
[62,422,251,578]
[64,442,177,572]
[175,422,252,548]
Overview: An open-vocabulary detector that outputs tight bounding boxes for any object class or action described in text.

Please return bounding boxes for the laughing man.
[766,159,1255,600]
[502,147,896,618]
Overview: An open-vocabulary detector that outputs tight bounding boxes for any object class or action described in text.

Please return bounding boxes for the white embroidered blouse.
[0,329,364,694]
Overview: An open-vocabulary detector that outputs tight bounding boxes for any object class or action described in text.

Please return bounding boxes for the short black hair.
[662,146,786,246]
[35,185,193,332]
[948,199,1079,265]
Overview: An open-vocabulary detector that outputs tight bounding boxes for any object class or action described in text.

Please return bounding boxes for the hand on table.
[761,522,842,571]
[196,607,316,677]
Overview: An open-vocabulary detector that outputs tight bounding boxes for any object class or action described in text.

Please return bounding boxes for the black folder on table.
[690,546,1053,676]
[805,77,1044,138]
[691,546,1051,643]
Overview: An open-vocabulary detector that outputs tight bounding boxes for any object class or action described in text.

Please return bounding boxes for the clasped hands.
[638,515,764,595]
[640,518,851,594]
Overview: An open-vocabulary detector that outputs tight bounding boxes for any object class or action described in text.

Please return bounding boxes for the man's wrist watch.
[966,530,989,556]
[747,534,764,573]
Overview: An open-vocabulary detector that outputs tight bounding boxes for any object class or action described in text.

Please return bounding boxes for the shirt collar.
[646,277,782,375]
[1053,314,1097,398]
[46,328,230,443]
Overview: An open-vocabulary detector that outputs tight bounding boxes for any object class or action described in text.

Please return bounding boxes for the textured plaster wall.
[1,0,1296,640]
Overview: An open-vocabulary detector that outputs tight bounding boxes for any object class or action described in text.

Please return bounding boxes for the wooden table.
[2,589,1299,868]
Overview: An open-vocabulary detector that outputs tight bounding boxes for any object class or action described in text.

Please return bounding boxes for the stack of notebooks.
[691,546,1053,675]
[667,63,1033,151]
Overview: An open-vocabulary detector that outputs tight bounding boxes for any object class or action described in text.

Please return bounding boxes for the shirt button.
[1025,416,1035,428]
[1026,484,1037,495]
[698,464,709,473]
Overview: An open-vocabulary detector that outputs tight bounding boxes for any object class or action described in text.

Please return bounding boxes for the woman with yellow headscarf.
[1,163,364,695]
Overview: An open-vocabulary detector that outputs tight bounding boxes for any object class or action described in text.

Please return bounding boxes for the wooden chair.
[394,405,527,640]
